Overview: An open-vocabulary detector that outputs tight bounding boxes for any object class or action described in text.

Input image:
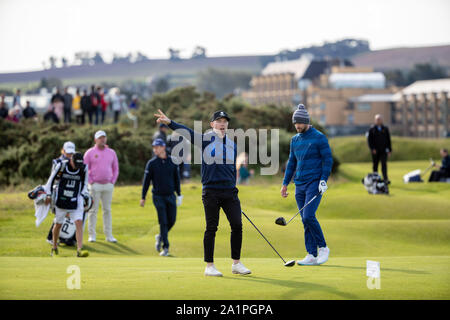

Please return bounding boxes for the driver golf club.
[241,211,295,267]
[275,193,320,226]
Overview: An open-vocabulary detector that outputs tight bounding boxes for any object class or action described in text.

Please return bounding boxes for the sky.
[0,0,449,73]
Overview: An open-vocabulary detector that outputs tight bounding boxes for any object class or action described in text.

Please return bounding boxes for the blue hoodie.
[283,127,333,186]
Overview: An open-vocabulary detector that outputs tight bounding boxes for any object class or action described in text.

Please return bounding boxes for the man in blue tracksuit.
[281,104,333,266]
[140,138,182,257]
[154,109,251,277]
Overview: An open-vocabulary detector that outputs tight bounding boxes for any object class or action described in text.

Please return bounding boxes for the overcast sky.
[0,0,449,73]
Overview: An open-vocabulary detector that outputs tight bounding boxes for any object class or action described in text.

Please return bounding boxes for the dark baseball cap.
[72,152,84,169]
[210,110,230,122]
[152,138,166,147]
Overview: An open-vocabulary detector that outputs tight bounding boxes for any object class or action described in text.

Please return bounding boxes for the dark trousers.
[295,180,326,257]
[429,169,449,182]
[372,151,388,181]
[202,187,242,263]
[152,194,177,250]
[63,108,71,123]
[114,111,120,124]
[87,110,93,124]
[101,110,106,124]
[94,107,99,125]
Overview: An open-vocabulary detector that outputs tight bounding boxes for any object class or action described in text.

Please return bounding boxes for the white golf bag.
[362,173,389,195]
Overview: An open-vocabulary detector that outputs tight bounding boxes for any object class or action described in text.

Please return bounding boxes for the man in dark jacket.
[63,87,73,123]
[367,114,392,183]
[22,101,37,120]
[429,149,450,182]
[140,139,182,257]
[43,106,59,123]
[0,94,9,119]
[89,85,101,125]
[154,109,251,277]
[81,89,91,125]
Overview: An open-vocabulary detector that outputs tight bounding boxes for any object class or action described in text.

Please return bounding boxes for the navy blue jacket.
[283,127,333,186]
[168,121,237,189]
[141,156,181,199]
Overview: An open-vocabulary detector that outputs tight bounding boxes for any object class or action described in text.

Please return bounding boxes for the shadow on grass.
[228,275,358,299]
[320,264,429,275]
[83,241,141,255]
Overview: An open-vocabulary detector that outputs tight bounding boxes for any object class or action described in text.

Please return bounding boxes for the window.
[348,114,354,124]
[320,114,326,124]
[320,102,326,111]
[357,103,371,111]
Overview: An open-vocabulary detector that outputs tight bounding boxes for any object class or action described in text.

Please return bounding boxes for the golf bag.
[362,172,389,195]
[403,159,435,183]
[47,211,87,246]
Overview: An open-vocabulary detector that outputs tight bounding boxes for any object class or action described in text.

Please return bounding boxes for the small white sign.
[366,260,380,278]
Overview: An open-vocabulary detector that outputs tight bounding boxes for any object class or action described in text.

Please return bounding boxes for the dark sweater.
[168,120,237,189]
[141,155,181,199]
[367,125,392,153]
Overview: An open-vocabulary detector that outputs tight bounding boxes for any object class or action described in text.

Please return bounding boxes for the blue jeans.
[295,180,326,257]
[152,194,177,250]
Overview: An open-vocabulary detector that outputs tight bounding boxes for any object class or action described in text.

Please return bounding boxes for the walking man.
[154,109,251,276]
[281,104,333,266]
[140,138,182,257]
[367,114,392,183]
[84,130,119,243]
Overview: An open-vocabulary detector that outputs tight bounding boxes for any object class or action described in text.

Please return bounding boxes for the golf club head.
[284,260,295,267]
[275,217,287,226]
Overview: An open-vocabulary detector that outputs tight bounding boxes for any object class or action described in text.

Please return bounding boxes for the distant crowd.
[0,87,140,125]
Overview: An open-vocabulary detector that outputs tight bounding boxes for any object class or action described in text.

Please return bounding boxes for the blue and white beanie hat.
[292,104,310,124]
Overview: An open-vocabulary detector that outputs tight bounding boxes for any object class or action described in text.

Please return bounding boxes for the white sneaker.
[317,247,330,265]
[232,262,251,275]
[297,254,318,266]
[88,236,96,242]
[106,237,117,243]
[155,234,162,252]
[159,248,169,256]
[204,265,223,277]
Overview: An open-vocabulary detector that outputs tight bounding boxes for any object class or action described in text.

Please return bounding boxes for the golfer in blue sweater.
[154,109,251,277]
[281,104,333,266]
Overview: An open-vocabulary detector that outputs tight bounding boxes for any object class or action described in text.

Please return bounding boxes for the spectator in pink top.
[84,130,119,243]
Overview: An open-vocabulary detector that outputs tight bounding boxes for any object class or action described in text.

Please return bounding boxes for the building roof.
[262,56,312,79]
[393,78,450,100]
[401,78,450,95]
[350,93,397,103]
[329,72,386,89]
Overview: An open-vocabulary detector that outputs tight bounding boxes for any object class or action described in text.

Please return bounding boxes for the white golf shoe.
[297,254,318,266]
[317,247,330,265]
[204,264,223,277]
[232,262,251,275]
[159,248,169,257]
[106,236,118,243]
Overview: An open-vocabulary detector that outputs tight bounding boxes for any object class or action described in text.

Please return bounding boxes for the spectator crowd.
[0,86,140,125]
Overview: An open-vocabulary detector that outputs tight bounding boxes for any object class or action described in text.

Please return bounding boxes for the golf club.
[275,193,320,226]
[241,211,295,267]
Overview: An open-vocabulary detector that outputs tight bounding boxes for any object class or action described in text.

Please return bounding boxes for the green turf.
[1,161,449,299]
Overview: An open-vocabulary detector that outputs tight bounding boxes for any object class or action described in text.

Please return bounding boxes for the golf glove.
[176,195,183,206]
[318,180,328,195]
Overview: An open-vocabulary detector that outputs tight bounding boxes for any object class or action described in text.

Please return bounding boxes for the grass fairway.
[1,161,449,300]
